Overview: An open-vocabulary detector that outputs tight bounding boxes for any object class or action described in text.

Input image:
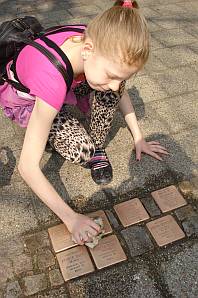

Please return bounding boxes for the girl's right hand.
[65,212,101,245]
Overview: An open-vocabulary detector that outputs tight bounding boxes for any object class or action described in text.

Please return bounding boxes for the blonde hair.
[84,0,149,68]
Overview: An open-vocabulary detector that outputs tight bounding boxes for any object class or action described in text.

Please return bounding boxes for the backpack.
[0,16,85,94]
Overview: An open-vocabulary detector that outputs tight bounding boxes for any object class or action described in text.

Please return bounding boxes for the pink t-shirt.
[16,25,88,111]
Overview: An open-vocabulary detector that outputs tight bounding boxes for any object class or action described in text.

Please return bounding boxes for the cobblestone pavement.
[0,0,198,297]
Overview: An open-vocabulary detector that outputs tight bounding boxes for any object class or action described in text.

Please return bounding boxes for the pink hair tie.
[122,1,133,8]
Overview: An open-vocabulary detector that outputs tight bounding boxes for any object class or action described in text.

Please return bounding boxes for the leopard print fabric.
[48,80,126,164]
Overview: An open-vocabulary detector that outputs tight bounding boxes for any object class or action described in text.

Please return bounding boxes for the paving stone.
[150,67,198,97]
[154,45,198,68]
[105,210,120,229]
[178,180,194,195]
[13,254,33,275]
[68,264,162,298]
[23,274,48,296]
[5,281,22,298]
[49,269,64,287]
[141,197,161,217]
[152,4,188,16]
[0,288,4,298]
[134,92,198,136]
[56,246,95,281]
[114,198,150,227]
[151,16,191,30]
[152,28,197,47]
[24,231,50,254]
[121,226,154,257]
[161,243,198,298]
[0,236,25,258]
[0,259,14,285]
[68,5,101,18]
[37,287,69,298]
[182,215,198,237]
[175,205,197,221]
[151,185,187,213]
[89,235,127,269]
[0,181,39,239]
[146,215,185,247]
[163,128,198,178]
[36,248,56,270]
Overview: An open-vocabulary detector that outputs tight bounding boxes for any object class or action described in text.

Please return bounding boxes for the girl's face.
[83,48,140,92]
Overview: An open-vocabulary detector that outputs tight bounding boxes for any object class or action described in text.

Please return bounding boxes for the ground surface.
[0,0,198,297]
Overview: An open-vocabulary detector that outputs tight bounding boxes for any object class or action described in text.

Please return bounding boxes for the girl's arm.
[118,90,169,161]
[118,89,143,141]
[18,97,101,244]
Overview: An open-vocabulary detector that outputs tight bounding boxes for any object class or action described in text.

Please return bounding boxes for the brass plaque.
[89,234,127,269]
[151,185,187,212]
[56,246,95,281]
[146,215,185,247]
[48,224,77,253]
[114,198,150,227]
[87,210,113,235]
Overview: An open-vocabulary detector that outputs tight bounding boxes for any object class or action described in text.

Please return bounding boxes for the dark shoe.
[88,148,113,185]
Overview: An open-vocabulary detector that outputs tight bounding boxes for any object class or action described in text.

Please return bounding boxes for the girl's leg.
[89,80,126,147]
[48,106,94,165]
[87,81,126,184]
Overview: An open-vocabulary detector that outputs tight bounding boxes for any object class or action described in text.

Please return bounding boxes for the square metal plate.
[89,234,127,269]
[151,185,187,212]
[56,246,95,281]
[48,224,77,253]
[114,198,150,227]
[146,215,185,246]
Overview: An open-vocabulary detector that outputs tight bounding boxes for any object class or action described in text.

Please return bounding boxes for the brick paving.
[0,0,198,297]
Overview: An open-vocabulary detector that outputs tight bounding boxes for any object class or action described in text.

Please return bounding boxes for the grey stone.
[0,181,39,239]
[68,5,101,18]
[151,3,188,16]
[150,67,197,98]
[161,243,198,298]
[105,210,120,229]
[178,180,194,195]
[121,226,154,257]
[68,264,162,298]
[5,281,22,298]
[152,28,197,47]
[182,215,198,237]
[154,45,198,68]
[24,231,50,254]
[0,236,25,258]
[141,197,161,217]
[152,16,191,30]
[23,274,48,296]
[175,205,197,221]
[0,259,13,285]
[13,254,33,275]
[37,287,69,298]
[49,269,64,287]
[36,249,56,270]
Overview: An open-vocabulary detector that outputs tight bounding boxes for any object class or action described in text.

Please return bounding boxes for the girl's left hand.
[135,139,169,161]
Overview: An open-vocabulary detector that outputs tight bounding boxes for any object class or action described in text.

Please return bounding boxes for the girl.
[0,0,168,245]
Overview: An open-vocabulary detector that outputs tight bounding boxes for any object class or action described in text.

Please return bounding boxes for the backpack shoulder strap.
[40,36,73,91]
[42,25,86,37]
[11,38,72,93]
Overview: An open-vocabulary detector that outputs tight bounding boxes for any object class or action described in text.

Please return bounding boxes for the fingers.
[148,141,161,145]
[147,151,163,161]
[73,234,84,246]
[89,220,101,233]
[150,146,169,155]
